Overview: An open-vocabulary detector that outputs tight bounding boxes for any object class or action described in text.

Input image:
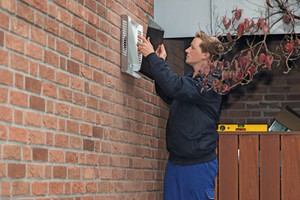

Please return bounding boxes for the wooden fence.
[216,131,300,200]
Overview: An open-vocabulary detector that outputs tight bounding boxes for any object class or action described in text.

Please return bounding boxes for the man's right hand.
[156,44,167,61]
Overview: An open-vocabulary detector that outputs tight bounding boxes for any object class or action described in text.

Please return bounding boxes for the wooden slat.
[239,135,259,200]
[260,135,280,200]
[281,135,300,200]
[218,135,238,200]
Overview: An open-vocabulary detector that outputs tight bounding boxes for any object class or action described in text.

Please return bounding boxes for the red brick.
[56,71,69,86]
[49,149,64,163]
[29,95,45,111]
[55,102,69,117]
[12,181,30,196]
[45,17,59,35]
[0,68,13,86]
[86,153,98,166]
[46,99,54,113]
[0,49,9,66]
[71,46,84,62]
[86,24,97,40]
[57,7,71,25]
[0,124,7,140]
[54,0,67,7]
[74,3,88,20]
[32,0,47,13]
[67,120,79,134]
[92,126,103,139]
[49,182,64,195]
[67,59,80,75]
[27,164,43,178]
[45,165,51,178]
[42,82,57,98]
[70,106,83,120]
[93,71,105,84]
[46,131,54,145]
[87,96,98,110]
[71,15,85,33]
[39,64,55,81]
[0,0,15,13]
[43,115,57,130]
[14,72,24,89]
[60,25,73,43]
[71,76,84,91]
[57,39,69,55]
[9,90,27,108]
[105,49,120,65]
[53,166,67,178]
[66,151,78,163]
[9,126,27,143]
[88,11,99,28]
[34,11,43,28]
[29,61,38,76]
[44,50,58,67]
[25,77,41,94]
[48,34,55,50]
[72,182,85,194]
[17,2,34,23]
[75,32,86,49]
[55,133,69,147]
[0,12,9,30]
[70,136,82,149]
[86,182,97,193]
[28,129,45,144]
[25,42,43,60]
[81,66,93,80]
[59,87,72,102]
[48,2,56,18]
[11,17,29,38]
[1,181,10,196]
[3,144,21,160]
[33,147,48,161]
[100,19,110,34]
[0,163,6,177]
[97,3,107,19]
[22,146,31,161]
[0,30,3,46]
[8,163,25,178]
[67,166,79,178]
[83,139,94,151]
[85,0,97,12]
[6,33,24,53]
[80,123,92,136]
[32,182,47,195]
[84,109,96,123]
[11,53,29,72]
[31,26,46,46]
[97,31,108,46]
[88,39,99,55]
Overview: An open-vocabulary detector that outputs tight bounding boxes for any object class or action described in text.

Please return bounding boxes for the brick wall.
[0,0,168,199]
[220,68,300,125]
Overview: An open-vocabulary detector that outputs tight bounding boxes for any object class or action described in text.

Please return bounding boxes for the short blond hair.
[195,31,224,61]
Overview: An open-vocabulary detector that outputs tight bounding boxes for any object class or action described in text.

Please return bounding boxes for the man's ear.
[203,52,210,59]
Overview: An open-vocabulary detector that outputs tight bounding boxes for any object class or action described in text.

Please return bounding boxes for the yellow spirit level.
[218,124,268,132]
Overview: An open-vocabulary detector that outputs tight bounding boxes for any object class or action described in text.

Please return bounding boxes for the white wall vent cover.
[120,15,143,78]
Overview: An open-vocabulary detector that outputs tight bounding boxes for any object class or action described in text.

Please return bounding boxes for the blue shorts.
[163,158,218,200]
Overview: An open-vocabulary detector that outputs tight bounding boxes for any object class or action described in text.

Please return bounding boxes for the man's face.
[185,38,208,67]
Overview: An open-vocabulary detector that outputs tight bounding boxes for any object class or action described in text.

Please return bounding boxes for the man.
[137,31,224,200]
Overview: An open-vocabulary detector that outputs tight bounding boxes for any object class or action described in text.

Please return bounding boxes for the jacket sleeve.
[146,52,218,104]
[155,82,173,105]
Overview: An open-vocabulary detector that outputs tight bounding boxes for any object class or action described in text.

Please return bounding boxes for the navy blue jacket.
[146,52,222,165]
